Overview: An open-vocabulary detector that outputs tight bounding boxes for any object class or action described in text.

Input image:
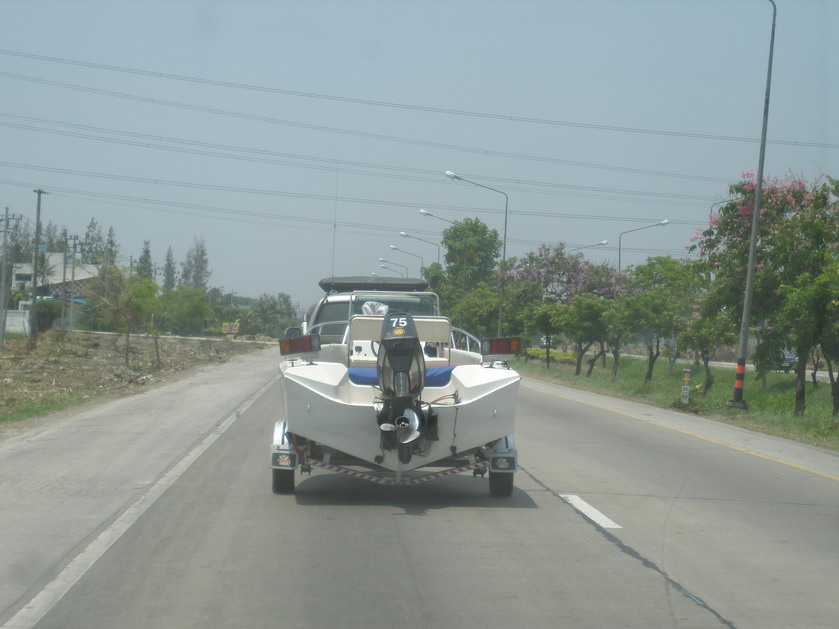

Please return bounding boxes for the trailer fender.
[488,434,517,473]
[270,420,299,469]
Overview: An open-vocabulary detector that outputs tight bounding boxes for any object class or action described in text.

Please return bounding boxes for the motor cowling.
[377,313,425,446]
[377,312,425,399]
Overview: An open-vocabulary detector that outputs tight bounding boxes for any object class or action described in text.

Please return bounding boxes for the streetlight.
[568,240,608,253]
[388,244,424,274]
[379,264,405,277]
[730,0,777,410]
[378,257,408,276]
[445,170,509,336]
[618,220,669,271]
[400,231,440,264]
[419,208,454,224]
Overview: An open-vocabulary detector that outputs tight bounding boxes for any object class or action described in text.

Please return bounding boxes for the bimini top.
[318,276,429,293]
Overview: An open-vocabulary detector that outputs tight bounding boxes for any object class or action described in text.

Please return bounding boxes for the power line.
[0,112,733,184]
[0,178,702,234]
[1,48,836,149]
[0,71,761,180]
[0,162,713,214]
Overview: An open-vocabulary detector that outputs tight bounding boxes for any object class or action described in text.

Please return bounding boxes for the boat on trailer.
[270,277,521,496]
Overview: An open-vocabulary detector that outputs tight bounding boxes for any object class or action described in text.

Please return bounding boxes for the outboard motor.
[377,313,425,459]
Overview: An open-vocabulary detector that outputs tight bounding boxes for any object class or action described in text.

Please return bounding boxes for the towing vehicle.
[271,276,521,496]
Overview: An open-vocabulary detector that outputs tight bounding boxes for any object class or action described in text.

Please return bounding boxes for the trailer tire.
[272,469,295,493]
[489,471,513,497]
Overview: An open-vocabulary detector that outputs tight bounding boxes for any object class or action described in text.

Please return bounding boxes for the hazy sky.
[1,0,836,309]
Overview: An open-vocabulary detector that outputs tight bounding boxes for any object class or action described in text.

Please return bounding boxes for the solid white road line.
[560,494,623,529]
[2,376,278,629]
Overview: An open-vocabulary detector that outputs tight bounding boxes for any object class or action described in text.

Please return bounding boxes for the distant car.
[780,349,797,373]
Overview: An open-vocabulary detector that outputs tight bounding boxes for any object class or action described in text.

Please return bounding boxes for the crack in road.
[520,465,737,629]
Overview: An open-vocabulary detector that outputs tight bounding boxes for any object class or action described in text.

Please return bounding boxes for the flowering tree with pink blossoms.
[690,174,839,415]
[512,244,626,374]
[513,244,624,304]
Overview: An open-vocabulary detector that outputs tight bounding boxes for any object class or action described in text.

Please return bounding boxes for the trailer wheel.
[489,471,513,497]
[272,469,295,493]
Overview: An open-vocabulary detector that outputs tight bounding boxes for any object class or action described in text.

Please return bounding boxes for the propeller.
[379,407,421,443]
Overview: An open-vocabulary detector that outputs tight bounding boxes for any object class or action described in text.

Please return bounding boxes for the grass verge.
[511,353,839,452]
[1,330,271,425]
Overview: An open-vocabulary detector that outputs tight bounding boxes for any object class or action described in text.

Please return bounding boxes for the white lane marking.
[2,376,278,629]
[560,494,622,529]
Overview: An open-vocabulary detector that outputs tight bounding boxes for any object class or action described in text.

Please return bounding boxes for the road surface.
[1,350,837,628]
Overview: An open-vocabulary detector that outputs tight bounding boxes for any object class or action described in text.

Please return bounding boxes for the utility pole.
[30,189,47,340]
[68,235,79,332]
[0,207,9,350]
[728,0,777,409]
[60,228,68,330]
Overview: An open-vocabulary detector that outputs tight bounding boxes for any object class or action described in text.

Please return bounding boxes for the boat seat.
[347,365,457,388]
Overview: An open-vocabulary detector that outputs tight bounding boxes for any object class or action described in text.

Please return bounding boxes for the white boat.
[270,277,520,496]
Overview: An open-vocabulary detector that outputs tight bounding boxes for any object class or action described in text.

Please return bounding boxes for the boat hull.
[280,361,519,472]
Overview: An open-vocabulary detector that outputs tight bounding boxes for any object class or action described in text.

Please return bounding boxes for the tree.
[81,218,104,264]
[562,293,610,376]
[162,246,177,291]
[502,272,545,337]
[818,258,839,419]
[514,245,624,303]
[514,244,588,304]
[104,227,119,266]
[679,296,738,397]
[602,294,636,381]
[160,285,212,335]
[8,215,32,265]
[41,221,62,252]
[774,269,832,416]
[450,283,500,338]
[249,292,297,337]
[137,241,154,279]
[529,300,564,368]
[627,257,701,383]
[691,174,839,413]
[180,237,210,290]
[35,251,58,294]
[441,218,501,297]
[83,268,159,365]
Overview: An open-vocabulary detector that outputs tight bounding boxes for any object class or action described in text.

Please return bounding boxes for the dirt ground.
[0,329,272,424]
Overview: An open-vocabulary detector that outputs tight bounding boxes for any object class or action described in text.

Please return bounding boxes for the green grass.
[0,395,94,424]
[511,353,839,452]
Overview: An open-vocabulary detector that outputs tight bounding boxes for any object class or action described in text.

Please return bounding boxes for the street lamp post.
[729,0,777,410]
[399,231,440,264]
[379,264,405,277]
[388,244,423,274]
[618,220,669,271]
[419,208,454,224]
[444,170,509,336]
[567,239,608,253]
[378,257,408,276]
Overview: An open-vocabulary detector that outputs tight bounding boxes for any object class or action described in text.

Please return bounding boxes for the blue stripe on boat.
[347,365,457,387]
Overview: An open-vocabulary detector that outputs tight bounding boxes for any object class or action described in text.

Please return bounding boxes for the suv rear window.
[310,292,438,343]
[351,294,437,317]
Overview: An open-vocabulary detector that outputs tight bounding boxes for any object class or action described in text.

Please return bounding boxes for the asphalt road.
[2,351,838,629]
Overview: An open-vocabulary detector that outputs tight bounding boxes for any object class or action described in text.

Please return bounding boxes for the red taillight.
[480,337,522,356]
[279,335,320,356]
